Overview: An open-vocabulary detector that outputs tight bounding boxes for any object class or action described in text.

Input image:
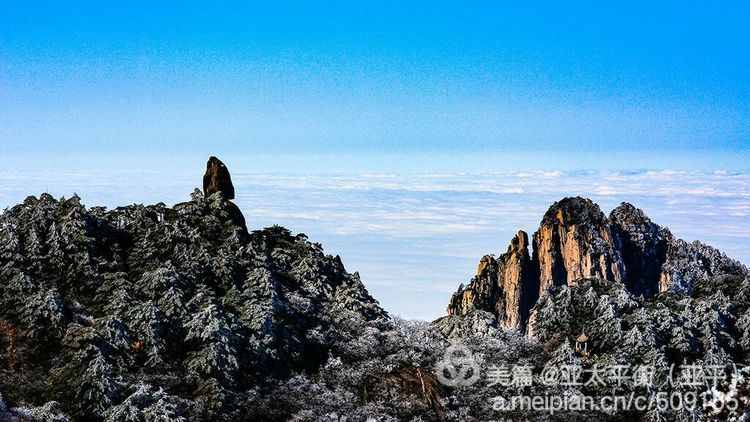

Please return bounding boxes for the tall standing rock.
[496,231,538,330]
[447,231,538,331]
[201,156,246,233]
[533,197,625,295]
[203,156,236,200]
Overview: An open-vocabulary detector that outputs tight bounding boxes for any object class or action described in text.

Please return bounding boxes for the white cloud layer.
[1,169,748,320]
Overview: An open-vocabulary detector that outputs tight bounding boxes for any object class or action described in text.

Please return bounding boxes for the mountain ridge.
[2,160,750,421]
[0,189,389,421]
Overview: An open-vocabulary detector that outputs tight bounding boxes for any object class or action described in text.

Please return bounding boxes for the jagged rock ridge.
[447,197,748,333]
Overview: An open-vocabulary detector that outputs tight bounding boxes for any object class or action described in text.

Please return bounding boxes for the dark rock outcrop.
[609,203,669,297]
[201,156,246,233]
[203,156,235,200]
[447,197,748,335]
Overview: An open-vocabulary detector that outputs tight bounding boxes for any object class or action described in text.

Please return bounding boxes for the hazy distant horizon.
[4,149,750,174]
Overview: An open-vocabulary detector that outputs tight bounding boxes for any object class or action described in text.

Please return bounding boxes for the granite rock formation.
[534,198,625,293]
[447,197,748,334]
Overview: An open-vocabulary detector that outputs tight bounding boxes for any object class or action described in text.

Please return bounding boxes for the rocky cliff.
[447,196,748,333]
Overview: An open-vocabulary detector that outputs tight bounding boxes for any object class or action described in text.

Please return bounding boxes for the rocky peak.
[534,197,625,293]
[509,229,529,253]
[496,230,538,330]
[609,202,652,228]
[540,197,608,227]
[203,156,235,200]
[660,238,748,295]
[446,197,748,336]
[447,256,498,318]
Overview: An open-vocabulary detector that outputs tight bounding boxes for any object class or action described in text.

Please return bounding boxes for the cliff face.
[534,198,624,293]
[447,231,537,330]
[447,197,748,334]
[609,202,669,297]
[497,231,538,330]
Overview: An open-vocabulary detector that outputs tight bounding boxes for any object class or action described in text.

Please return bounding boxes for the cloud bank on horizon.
[1,169,748,320]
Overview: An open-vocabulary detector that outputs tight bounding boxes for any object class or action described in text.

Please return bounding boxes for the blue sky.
[1,1,749,167]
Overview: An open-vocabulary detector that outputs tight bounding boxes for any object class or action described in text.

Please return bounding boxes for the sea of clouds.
[1,169,748,320]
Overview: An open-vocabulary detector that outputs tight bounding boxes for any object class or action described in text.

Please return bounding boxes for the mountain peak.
[508,230,529,253]
[541,196,607,227]
[447,196,748,335]
[610,202,654,227]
